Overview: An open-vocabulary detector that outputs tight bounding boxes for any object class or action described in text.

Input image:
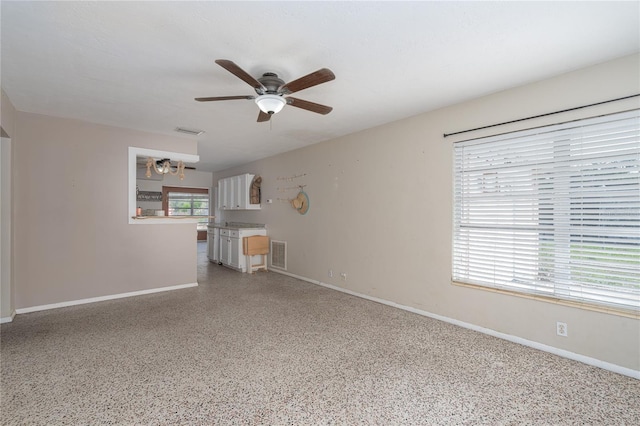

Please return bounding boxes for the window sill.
[452,281,640,320]
[129,215,214,225]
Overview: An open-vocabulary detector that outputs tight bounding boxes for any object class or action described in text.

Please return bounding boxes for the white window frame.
[163,186,210,221]
[164,187,210,232]
[452,110,640,315]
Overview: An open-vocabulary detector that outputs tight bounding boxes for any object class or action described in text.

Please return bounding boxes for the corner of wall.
[1,89,17,138]
[0,310,16,324]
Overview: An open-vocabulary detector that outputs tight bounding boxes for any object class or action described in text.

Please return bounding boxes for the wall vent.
[270,240,287,270]
[174,127,205,136]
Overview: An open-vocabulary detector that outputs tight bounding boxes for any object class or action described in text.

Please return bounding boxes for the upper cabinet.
[218,173,261,210]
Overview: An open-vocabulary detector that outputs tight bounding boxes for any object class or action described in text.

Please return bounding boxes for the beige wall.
[217,54,640,371]
[12,112,199,309]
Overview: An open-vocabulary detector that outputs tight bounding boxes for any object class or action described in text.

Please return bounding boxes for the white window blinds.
[453,109,640,313]
[167,192,209,217]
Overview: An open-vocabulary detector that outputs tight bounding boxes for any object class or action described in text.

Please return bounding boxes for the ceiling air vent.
[174,127,205,136]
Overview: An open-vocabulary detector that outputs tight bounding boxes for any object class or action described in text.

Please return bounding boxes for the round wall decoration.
[291,191,310,215]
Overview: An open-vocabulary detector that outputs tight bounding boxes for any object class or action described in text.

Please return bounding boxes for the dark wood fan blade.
[195,95,254,102]
[257,110,271,122]
[215,59,265,91]
[287,97,333,115]
[280,68,335,94]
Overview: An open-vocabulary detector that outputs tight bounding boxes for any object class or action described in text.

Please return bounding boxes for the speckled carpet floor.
[1,244,638,425]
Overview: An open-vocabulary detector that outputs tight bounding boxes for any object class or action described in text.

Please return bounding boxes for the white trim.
[130,217,201,225]
[0,310,15,324]
[270,269,639,380]
[1,137,13,325]
[14,282,198,315]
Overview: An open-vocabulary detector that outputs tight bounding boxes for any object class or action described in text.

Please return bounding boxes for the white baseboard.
[270,269,640,380]
[14,282,198,315]
[0,310,16,324]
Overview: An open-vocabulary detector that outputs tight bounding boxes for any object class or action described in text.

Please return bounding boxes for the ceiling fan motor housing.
[257,72,285,95]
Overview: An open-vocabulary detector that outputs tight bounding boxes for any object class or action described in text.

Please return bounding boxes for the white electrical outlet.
[556,322,568,337]
[328,269,333,278]
[340,272,347,281]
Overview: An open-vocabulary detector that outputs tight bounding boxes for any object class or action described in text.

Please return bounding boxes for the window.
[167,191,209,216]
[453,110,640,313]
[162,186,209,227]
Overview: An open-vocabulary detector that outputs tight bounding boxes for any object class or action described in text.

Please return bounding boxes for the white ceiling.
[2,1,639,172]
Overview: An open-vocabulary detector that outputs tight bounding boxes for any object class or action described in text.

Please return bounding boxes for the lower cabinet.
[207,227,219,262]
[215,227,267,273]
[218,229,234,266]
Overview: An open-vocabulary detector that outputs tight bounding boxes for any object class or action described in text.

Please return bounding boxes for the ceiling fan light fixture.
[255,94,286,115]
[145,157,185,180]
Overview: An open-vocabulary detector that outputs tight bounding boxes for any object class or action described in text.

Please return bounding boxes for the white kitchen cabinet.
[224,178,234,210]
[232,175,244,210]
[229,233,241,269]
[207,230,214,261]
[217,174,260,210]
[219,229,242,269]
[217,178,233,210]
[215,227,267,272]
[219,229,231,265]
[207,227,219,262]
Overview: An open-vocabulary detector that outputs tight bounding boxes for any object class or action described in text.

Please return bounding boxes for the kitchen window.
[453,109,640,314]
[162,186,210,239]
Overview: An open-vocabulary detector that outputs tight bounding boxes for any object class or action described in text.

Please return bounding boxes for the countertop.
[208,222,266,230]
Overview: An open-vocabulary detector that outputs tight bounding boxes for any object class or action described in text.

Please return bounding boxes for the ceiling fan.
[195,59,335,122]
[137,158,196,170]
